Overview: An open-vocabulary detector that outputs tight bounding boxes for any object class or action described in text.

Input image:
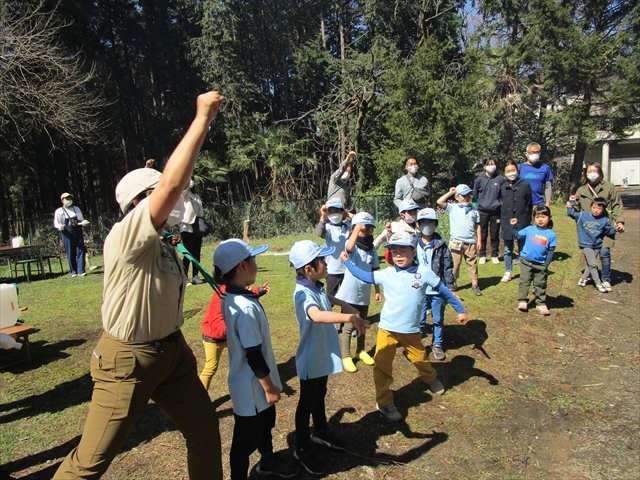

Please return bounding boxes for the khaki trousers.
[450,242,478,283]
[373,328,437,407]
[54,331,223,480]
[199,340,227,390]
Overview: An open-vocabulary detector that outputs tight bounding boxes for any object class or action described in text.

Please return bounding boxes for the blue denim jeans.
[61,227,86,275]
[600,247,611,282]
[503,238,525,273]
[420,294,446,346]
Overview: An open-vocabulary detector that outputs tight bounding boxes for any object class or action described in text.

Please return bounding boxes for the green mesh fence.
[4,195,452,251]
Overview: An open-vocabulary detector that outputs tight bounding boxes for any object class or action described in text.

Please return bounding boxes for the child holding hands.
[290,240,370,475]
[567,195,620,292]
[335,212,382,372]
[341,231,466,423]
[509,206,557,315]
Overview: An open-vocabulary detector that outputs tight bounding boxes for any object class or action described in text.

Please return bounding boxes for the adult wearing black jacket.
[473,158,504,264]
[500,160,532,283]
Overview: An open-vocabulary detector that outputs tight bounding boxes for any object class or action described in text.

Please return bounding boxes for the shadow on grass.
[0,435,81,479]
[0,338,87,372]
[443,319,490,358]
[183,308,203,320]
[285,388,449,477]
[553,251,572,261]
[434,355,499,388]
[0,374,93,424]
[545,294,574,310]
[613,270,634,285]
[477,275,506,290]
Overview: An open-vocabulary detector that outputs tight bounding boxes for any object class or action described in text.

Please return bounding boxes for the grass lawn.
[1,205,638,479]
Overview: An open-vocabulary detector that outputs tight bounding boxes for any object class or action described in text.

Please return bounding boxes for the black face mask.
[356,234,375,251]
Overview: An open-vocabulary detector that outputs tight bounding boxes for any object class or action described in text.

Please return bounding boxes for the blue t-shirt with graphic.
[516,225,557,264]
[567,207,617,249]
[518,163,554,206]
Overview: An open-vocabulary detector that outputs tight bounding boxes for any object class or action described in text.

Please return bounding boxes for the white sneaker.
[377,403,403,422]
[492,257,500,264]
[602,280,613,292]
[478,257,487,265]
[501,272,511,283]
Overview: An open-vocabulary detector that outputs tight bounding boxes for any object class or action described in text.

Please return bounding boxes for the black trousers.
[295,376,329,450]
[325,273,344,297]
[181,231,202,277]
[230,405,276,480]
[478,211,501,258]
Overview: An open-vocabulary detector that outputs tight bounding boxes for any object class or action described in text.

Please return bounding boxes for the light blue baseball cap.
[289,240,335,269]
[383,231,417,249]
[455,184,473,196]
[398,200,420,213]
[351,211,376,227]
[214,239,269,275]
[417,208,438,222]
[326,197,344,210]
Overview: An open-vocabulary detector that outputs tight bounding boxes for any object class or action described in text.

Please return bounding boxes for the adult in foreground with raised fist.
[54,91,225,480]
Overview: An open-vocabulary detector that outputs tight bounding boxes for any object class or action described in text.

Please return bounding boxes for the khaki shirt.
[101,198,185,341]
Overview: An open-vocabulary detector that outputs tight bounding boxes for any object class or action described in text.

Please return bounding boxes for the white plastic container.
[0,332,22,350]
[0,284,20,329]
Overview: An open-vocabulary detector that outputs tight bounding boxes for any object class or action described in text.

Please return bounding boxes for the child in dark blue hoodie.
[567,196,620,292]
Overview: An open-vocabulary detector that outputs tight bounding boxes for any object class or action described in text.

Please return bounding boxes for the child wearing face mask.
[414,208,457,360]
[436,185,482,296]
[473,158,504,265]
[510,206,556,315]
[340,231,466,423]
[500,161,533,283]
[316,197,351,296]
[373,200,419,251]
[567,196,620,292]
[335,212,382,373]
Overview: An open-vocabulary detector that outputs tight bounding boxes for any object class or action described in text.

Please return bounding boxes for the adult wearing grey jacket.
[393,156,430,209]
[327,151,356,208]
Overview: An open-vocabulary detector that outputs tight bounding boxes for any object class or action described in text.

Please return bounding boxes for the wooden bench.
[0,324,36,363]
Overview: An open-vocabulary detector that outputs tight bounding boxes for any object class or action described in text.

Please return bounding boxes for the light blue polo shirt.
[374,264,442,334]
[335,246,379,306]
[324,221,350,274]
[446,202,480,244]
[416,238,437,295]
[293,278,343,379]
[222,287,282,416]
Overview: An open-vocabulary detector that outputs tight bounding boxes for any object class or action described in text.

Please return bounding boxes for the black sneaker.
[310,428,346,451]
[294,448,326,476]
[256,452,299,478]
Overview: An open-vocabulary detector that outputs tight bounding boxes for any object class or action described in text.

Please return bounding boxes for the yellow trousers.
[373,328,437,407]
[199,340,227,390]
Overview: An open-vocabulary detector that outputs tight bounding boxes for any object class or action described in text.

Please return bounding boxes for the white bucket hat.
[115,168,162,213]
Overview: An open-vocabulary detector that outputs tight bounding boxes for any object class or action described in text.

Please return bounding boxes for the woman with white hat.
[54,91,225,479]
[53,192,88,276]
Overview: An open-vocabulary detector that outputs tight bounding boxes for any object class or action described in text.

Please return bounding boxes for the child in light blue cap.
[289,240,369,476]
[340,231,466,423]
[315,197,351,296]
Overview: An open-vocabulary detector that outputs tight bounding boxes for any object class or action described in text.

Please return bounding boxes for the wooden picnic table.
[0,324,36,363]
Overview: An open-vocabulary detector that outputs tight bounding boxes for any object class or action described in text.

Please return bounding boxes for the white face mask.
[407,166,418,175]
[420,224,436,236]
[63,199,73,207]
[485,165,496,174]
[189,179,195,189]
[587,172,600,183]
[528,153,540,163]
[328,213,343,225]
[341,171,349,181]
[505,172,518,181]
[403,214,416,224]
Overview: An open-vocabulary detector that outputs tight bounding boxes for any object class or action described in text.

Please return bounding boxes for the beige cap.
[60,192,73,200]
[115,168,162,212]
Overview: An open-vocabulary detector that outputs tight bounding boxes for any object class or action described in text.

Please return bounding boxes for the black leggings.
[230,405,275,480]
[478,211,501,258]
[181,231,202,277]
[295,376,328,449]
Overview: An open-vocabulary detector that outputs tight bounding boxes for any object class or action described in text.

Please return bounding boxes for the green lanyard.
[162,232,221,293]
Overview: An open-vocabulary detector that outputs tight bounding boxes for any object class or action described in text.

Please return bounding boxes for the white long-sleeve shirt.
[54,206,84,229]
